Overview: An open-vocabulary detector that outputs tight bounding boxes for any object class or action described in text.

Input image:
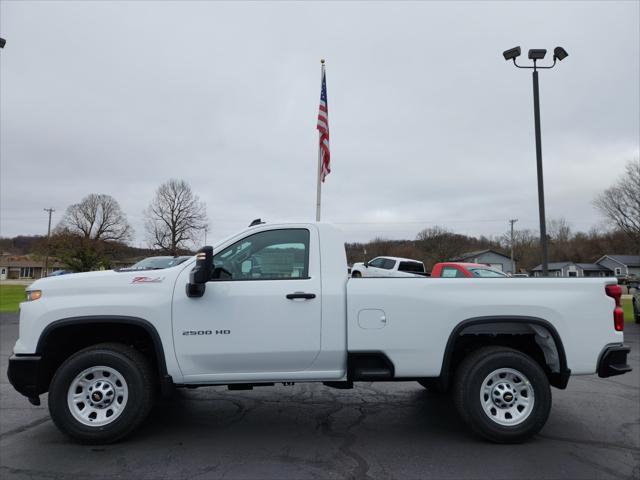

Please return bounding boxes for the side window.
[368,258,385,268]
[213,229,310,281]
[382,259,396,270]
[441,267,465,278]
[399,261,424,273]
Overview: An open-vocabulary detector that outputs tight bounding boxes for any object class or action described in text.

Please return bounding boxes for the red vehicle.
[431,262,508,278]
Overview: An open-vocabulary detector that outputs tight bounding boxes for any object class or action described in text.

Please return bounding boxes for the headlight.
[25,290,42,301]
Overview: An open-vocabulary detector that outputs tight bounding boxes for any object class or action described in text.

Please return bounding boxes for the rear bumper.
[7,354,47,399]
[597,345,632,378]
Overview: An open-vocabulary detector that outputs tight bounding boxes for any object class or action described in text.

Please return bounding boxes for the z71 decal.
[131,276,165,284]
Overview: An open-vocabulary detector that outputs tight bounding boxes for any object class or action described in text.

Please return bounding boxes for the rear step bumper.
[598,345,632,378]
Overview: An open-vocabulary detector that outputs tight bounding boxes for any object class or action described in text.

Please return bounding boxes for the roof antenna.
[249,218,265,227]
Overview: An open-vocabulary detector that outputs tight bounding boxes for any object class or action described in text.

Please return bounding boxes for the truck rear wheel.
[48,343,154,444]
[417,379,447,393]
[453,346,551,443]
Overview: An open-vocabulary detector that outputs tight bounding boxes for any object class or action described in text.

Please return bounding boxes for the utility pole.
[509,219,518,274]
[43,208,55,277]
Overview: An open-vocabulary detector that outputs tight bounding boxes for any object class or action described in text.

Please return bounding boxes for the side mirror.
[364,261,369,268]
[186,246,213,298]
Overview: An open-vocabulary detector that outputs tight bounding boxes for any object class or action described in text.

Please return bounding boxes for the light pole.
[503,46,568,277]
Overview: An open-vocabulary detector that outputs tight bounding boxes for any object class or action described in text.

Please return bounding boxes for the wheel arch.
[35,315,170,394]
[439,316,570,390]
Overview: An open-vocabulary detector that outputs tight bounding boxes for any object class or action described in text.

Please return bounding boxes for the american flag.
[317,66,331,182]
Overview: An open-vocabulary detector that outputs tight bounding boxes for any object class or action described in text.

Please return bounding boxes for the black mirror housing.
[187,246,213,298]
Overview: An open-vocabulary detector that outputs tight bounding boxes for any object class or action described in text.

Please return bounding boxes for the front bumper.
[597,345,632,378]
[7,354,47,400]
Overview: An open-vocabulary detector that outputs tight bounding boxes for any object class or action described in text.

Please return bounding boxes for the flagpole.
[315,59,325,222]
[315,143,322,222]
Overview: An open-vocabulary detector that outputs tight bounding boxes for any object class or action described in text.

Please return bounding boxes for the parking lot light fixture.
[503,46,521,61]
[528,49,547,60]
[554,47,569,61]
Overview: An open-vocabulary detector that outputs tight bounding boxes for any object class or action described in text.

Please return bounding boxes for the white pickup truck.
[350,256,427,277]
[8,222,631,444]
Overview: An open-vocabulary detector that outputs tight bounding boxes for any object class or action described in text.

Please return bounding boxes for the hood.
[28,262,194,292]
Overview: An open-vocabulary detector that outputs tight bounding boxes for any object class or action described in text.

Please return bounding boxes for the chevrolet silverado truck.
[351,256,427,278]
[8,222,632,444]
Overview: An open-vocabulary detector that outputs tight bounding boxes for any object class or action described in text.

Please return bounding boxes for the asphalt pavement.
[1,312,638,479]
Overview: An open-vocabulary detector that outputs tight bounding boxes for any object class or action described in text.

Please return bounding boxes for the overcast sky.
[1,1,639,247]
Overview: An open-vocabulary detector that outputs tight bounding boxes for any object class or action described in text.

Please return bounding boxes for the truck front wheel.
[453,346,551,443]
[48,343,154,444]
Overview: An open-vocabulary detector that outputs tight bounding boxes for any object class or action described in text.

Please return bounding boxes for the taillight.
[605,284,624,332]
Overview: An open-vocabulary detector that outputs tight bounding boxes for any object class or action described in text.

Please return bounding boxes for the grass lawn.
[0,285,26,313]
[622,296,635,323]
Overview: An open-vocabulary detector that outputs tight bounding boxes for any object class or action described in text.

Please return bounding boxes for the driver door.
[172,227,322,381]
[366,257,386,277]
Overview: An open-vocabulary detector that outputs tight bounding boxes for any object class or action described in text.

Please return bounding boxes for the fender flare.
[36,315,169,377]
[439,315,570,389]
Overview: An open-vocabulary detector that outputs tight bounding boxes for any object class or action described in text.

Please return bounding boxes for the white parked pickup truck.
[351,256,427,277]
[8,222,631,444]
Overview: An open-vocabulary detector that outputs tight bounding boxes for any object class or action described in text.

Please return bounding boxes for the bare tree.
[58,193,132,242]
[594,159,640,242]
[498,228,539,268]
[547,218,572,243]
[416,226,468,267]
[144,179,208,255]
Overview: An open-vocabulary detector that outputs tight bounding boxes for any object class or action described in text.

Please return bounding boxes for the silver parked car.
[121,256,191,271]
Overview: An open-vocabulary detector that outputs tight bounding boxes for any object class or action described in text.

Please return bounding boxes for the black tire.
[634,299,640,323]
[417,379,447,393]
[48,342,155,444]
[453,346,551,443]
[352,271,362,278]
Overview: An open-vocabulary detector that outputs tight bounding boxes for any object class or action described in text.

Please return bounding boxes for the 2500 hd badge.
[182,330,231,335]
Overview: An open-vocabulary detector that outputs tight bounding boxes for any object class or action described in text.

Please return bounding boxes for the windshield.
[469,268,508,278]
[128,256,191,270]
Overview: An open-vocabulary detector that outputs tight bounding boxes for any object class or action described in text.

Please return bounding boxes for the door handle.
[286,292,316,300]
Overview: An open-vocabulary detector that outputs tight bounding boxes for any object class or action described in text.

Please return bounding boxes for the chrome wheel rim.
[67,366,128,427]
[480,368,534,426]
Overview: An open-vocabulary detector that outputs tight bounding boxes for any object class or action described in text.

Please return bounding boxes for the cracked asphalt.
[1,312,639,479]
